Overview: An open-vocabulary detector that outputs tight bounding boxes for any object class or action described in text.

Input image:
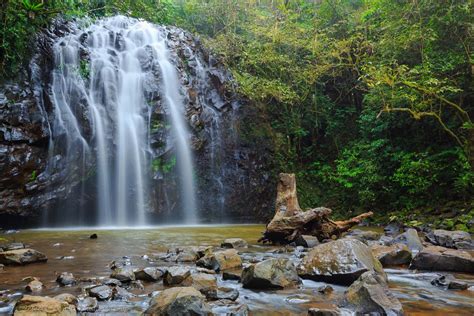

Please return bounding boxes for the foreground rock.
[297,239,385,285]
[390,229,423,253]
[425,229,473,249]
[196,249,242,272]
[145,287,211,315]
[410,246,474,273]
[370,244,412,266]
[13,295,76,316]
[0,249,47,265]
[343,272,403,315]
[221,238,248,249]
[242,258,301,289]
[77,297,98,312]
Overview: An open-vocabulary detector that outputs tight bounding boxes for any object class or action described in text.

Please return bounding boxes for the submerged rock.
[77,297,98,312]
[390,229,423,253]
[316,285,333,294]
[370,243,412,266]
[196,249,242,272]
[163,266,191,286]
[241,258,301,289]
[343,271,403,315]
[13,295,76,316]
[0,249,47,265]
[409,246,474,273]
[221,238,248,248]
[297,239,385,285]
[209,287,239,301]
[56,272,76,286]
[145,287,211,316]
[425,229,473,249]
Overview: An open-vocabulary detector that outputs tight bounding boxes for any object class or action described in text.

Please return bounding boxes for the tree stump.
[259,173,373,244]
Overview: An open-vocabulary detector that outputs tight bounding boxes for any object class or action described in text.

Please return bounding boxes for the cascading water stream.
[47,16,198,226]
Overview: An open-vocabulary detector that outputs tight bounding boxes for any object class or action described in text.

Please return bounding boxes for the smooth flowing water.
[48,16,197,226]
[0,226,472,315]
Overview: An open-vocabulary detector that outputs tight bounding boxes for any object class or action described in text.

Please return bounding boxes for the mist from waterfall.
[47,16,197,226]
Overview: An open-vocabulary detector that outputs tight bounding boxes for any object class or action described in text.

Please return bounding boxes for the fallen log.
[259,173,373,244]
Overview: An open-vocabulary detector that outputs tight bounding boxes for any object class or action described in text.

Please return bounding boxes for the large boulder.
[370,244,412,266]
[0,249,47,265]
[425,229,473,249]
[409,246,474,273]
[196,249,242,272]
[13,295,76,316]
[343,271,403,315]
[145,287,211,316]
[297,239,385,285]
[390,229,423,253]
[241,258,301,289]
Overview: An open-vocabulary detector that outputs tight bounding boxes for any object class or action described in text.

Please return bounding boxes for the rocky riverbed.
[0,225,473,315]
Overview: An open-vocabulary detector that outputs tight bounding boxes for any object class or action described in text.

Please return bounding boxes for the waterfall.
[47,16,197,226]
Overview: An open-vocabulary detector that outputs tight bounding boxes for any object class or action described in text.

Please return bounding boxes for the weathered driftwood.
[259,173,373,244]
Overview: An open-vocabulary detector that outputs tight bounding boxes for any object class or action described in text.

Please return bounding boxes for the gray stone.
[221,238,248,248]
[56,272,76,286]
[391,228,423,253]
[110,266,135,282]
[163,266,191,286]
[242,258,301,289]
[144,287,211,316]
[77,297,98,312]
[409,246,474,273]
[297,239,385,285]
[343,271,403,315]
[88,285,113,300]
[134,267,165,282]
[425,229,473,249]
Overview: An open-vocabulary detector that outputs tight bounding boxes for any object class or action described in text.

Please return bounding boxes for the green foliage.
[1,0,473,225]
[152,156,176,174]
[0,0,176,80]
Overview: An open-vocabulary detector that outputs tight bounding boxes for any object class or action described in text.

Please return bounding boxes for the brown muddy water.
[0,225,473,315]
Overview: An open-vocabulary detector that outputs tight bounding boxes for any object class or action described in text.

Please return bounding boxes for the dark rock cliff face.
[0,18,275,225]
